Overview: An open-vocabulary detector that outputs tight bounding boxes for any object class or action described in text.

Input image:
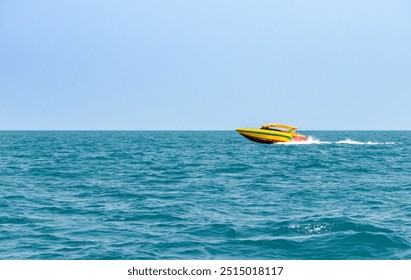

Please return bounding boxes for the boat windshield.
[262,125,296,133]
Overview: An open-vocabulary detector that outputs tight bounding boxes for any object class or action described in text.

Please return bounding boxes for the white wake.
[279,136,331,145]
[335,139,395,145]
[279,137,395,145]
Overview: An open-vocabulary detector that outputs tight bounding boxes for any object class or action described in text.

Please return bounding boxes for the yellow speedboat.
[236,123,308,144]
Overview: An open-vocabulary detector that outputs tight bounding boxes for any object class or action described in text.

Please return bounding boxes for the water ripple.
[0,131,410,259]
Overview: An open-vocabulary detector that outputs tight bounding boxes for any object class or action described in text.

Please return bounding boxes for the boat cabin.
[260,123,297,133]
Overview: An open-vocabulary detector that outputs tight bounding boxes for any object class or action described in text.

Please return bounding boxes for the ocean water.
[0,130,410,260]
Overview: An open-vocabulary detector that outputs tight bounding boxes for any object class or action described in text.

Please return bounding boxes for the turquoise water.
[0,131,410,259]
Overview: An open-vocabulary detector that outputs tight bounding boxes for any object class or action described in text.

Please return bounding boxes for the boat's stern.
[292,134,308,142]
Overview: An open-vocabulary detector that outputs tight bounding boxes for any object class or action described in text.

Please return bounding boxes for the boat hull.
[236,128,308,144]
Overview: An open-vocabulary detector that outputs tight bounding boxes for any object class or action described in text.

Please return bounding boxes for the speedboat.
[236,123,308,144]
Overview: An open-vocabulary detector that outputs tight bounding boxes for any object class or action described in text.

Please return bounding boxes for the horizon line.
[1,129,410,132]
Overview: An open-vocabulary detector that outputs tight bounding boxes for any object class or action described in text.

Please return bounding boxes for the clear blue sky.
[1,0,410,130]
